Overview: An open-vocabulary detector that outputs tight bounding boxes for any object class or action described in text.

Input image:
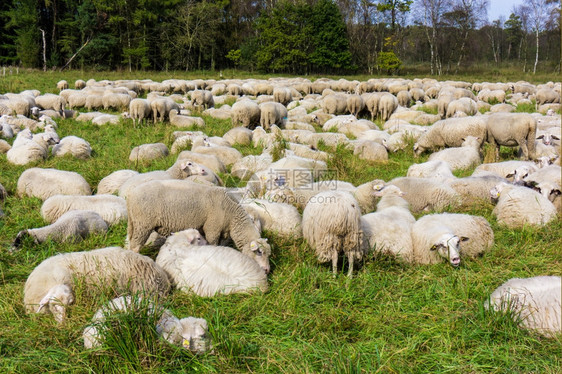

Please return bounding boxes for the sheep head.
[177,317,212,354]
[430,234,467,267]
[245,238,271,274]
[37,284,74,323]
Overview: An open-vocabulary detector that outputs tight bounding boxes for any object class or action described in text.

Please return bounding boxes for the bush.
[377,51,402,74]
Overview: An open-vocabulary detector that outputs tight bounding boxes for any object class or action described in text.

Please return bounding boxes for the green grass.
[0,72,561,373]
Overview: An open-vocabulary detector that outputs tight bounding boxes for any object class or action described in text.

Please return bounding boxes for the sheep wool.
[17,168,91,200]
[41,194,127,226]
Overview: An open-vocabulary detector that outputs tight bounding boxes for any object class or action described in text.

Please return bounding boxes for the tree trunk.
[40,28,47,72]
[533,28,539,74]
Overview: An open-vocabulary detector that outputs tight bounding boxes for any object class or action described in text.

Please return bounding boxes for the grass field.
[0,72,560,373]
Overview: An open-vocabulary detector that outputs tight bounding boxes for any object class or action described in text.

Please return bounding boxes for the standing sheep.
[24,247,170,323]
[83,295,212,353]
[484,275,561,338]
[57,80,69,91]
[127,98,152,126]
[378,93,399,121]
[346,94,365,116]
[302,190,366,277]
[259,102,288,130]
[155,229,268,297]
[414,117,487,156]
[17,168,91,200]
[486,113,537,161]
[150,98,179,123]
[231,100,261,129]
[191,89,214,109]
[126,180,272,273]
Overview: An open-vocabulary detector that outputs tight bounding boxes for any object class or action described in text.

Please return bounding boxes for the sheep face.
[537,134,560,146]
[180,161,206,176]
[37,284,74,323]
[178,317,212,354]
[430,234,466,267]
[490,182,509,202]
[246,238,271,274]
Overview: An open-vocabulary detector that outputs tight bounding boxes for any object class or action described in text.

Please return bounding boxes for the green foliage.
[377,51,402,74]
[225,49,241,67]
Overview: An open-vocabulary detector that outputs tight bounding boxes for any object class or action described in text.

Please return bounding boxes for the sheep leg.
[518,138,529,160]
[346,252,354,279]
[331,250,338,277]
[127,221,153,252]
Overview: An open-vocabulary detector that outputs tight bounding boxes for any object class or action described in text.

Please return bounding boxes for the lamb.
[12,210,108,248]
[35,94,66,114]
[52,136,92,159]
[41,194,127,226]
[231,100,261,129]
[378,93,399,121]
[129,143,169,162]
[485,276,561,338]
[302,190,366,277]
[445,97,477,118]
[97,170,139,195]
[191,89,214,109]
[126,180,272,273]
[259,102,288,129]
[427,136,482,171]
[168,109,205,128]
[155,230,268,297]
[414,117,487,156]
[17,168,91,200]
[24,247,170,323]
[490,182,558,228]
[361,185,415,262]
[83,296,212,353]
[127,98,152,126]
[241,198,302,239]
[388,177,461,213]
[485,113,537,161]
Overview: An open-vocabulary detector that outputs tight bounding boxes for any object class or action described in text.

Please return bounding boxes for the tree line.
[0,0,559,74]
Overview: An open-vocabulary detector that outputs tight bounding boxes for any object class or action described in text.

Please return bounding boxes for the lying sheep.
[155,229,268,297]
[41,194,127,226]
[428,136,482,171]
[129,143,169,162]
[485,275,561,338]
[12,210,108,248]
[231,100,261,129]
[17,168,91,200]
[191,89,214,109]
[126,180,272,273]
[181,160,223,186]
[7,128,58,165]
[97,170,139,195]
[414,117,487,156]
[191,144,242,167]
[169,109,205,128]
[361,185,415,262]
[486,113,537,161]
[445,97,477,118]
[407,160,455,180]
[83,295,211,353]
[241,198,302,239]
[24,247,170,323]
[388,177,461,213]
[411,217,467,266]
[472,160,538,180]
[223,126,253,146]
[52,136,92,159]
[302,190,366,277]
[490,182,558,228]
[447,174,508,206]
[177,150,226,174]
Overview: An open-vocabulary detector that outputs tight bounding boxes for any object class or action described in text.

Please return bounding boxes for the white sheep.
[445,97,477,118]
[428,136,482,171]
[181,160,223,186]
[472,160,539,181]
[6,129,58,165]
[302,190,366,277]
[176,150,227,174]
[57,80,69,92]
[24,247,170,323]
[223,126,253,146]
[361,185,415,262]
[407,160,455,180]
[485,113,537,161]
[12,210,108,248]
[83,295,212,353]
[52,135,92,159]
[126,180,272,273]
[17,168,91,200]
[155,229,268,297]
[41,194,127,226]
[411,217,466,266]
[35,94,66,113]
[169,109,205,128]
[414,117,487,156]
[490,182,558,228]
[129,142,169,162]
[191,144,242,167]
[231,100,261,129]
[150,97,179,123]
[388,177,461,213]
[127,98,152,126]
[259,102,288,129]
[241,198,302,239]
[96,169,139,195]
[447,174,508,206]
[191,89,214,109]
[485,275,561,338]
[230,153,273,180]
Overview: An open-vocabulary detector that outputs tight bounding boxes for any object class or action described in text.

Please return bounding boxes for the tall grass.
[0,72,560,373]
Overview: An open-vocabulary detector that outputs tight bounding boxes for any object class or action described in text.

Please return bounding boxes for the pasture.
[0,71,560,373]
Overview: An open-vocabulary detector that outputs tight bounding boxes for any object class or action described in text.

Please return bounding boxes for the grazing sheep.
[428,136,482,171]
[35,94,66,114]
[17,168,91,200]
[83,296,212,352]
[156,230,268,297]
[150,98,179,123]
[191,89,214,109]
[241,198,302,239]
[322,94,348,115]
[364,92,382,120]
[74,79,86,89]
[169,109,205,128]
[302,190,365,277]
[13,210,108,248]
[24,247,170,323]
[485,276,561,338]
[57,80,69,91]
[378,93,399,121]
[97,170,139,195]
[273,87,293,106]
[396,90,411,107]
[388,177,461,213]
[126,180,272,273]
[129,143,169,162]
[361,185,415,262]
[346,94,365,116]
[486,113,537,161]
[490,182,557,228]
[259,102,288,130]
[414,117,487,156]
[352,140,388,162]
[231,100,261,129]
[445,97,477,118]
[535,88,560,106]
[127,98,152,126]
[41,194,127,226]
[52,135,92,159]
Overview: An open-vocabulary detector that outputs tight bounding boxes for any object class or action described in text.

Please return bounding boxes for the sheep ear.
[430,244,440,251]
[399,191,406,196]
[179,161,189,170]
[552,135,560,140]
[505,172,515,178]
[536,135,545,140]
[460,236,469,242]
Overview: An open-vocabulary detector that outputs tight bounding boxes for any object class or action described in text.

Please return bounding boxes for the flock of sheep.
[0,75,561,352]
